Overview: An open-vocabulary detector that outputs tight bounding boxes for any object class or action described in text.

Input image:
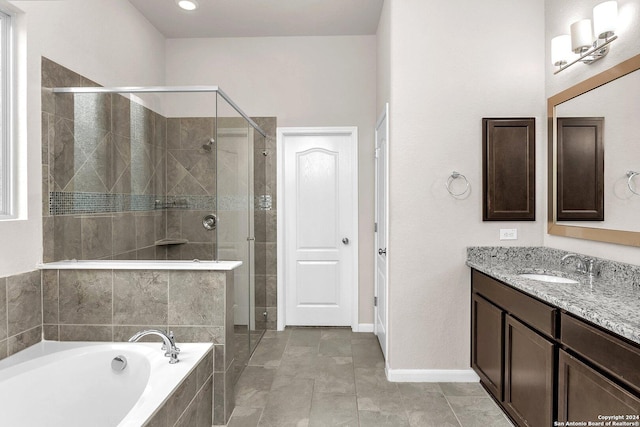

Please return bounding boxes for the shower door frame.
[50,84,268,351]
[50,86,267,138]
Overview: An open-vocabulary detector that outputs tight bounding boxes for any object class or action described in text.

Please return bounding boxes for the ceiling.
[128,0,384,39]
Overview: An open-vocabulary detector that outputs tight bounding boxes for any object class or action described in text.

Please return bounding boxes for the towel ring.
[627,171,640,196]
[446,171,470,197]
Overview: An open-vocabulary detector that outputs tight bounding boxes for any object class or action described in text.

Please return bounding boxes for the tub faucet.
[561,253,599,278]
[128,330,180,364]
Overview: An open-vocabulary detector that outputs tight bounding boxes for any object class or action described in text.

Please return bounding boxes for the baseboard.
[385,368,480,383]
[354,323,374,333]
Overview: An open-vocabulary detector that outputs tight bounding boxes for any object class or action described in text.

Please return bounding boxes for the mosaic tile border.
[49,191,159,215]
[49,192,274,215]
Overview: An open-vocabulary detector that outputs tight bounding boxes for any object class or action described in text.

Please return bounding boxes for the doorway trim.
[276,126,359,331]
[374,103,389,360]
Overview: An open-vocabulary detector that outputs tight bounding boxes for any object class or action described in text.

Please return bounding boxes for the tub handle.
[111,355,127,371]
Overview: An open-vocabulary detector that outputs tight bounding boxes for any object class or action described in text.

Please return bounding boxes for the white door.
[278,127,358,327]
[375,104,389,359]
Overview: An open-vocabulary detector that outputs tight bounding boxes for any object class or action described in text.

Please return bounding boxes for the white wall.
[544,0,640,264]
[0,0,165,277]
[384,0,546,370]
[165,36,378,324]
[376,0,391,115]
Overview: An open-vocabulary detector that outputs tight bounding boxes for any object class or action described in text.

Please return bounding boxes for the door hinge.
[374,222,378,233]
[374,296,378,307]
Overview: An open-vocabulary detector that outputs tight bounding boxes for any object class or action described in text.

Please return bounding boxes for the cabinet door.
[472,293,504,400]
[482,117,535,221]
[556,117,604,221]
[504,315,554,427]
[558,349,640,422]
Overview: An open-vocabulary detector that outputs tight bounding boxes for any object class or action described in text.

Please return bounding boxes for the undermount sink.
[518,273,579,284]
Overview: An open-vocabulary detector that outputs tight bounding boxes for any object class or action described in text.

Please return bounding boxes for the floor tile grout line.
[348,338,361,427]
[443,394,466,427]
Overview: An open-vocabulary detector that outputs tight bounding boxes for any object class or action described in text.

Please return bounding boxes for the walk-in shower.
[43,79,270,380]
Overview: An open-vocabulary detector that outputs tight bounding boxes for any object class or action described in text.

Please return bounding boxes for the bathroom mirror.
[547,53,640,246]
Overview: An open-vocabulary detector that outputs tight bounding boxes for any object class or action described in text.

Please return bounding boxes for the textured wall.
[384,0,545,370]
[0,270,41,361]
[42,58,166,262]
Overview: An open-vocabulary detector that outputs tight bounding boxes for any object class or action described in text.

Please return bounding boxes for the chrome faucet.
[128,329,180,364]
[561,253,599,278]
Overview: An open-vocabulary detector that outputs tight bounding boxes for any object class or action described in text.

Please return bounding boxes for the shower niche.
[41,58,275,377]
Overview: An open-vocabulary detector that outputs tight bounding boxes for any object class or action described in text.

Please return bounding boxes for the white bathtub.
[0,340,212,427]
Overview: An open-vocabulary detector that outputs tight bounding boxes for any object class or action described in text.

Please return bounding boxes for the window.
[0,8,12,217]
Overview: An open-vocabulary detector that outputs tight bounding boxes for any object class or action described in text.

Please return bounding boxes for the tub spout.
[128,330,180,364]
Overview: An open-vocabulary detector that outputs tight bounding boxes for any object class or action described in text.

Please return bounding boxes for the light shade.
[593,1,617,39]
[551,35,572,66]
[570,19,594,53]
[176,0,199,11]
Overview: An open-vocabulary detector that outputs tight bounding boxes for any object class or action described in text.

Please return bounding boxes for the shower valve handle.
[202,214,217,230]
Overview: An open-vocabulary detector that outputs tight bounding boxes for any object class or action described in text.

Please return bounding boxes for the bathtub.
[0,340,212,427]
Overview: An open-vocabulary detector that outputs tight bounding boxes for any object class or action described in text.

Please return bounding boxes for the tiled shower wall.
[41,58,278,329]
[0,270,42,361]
[164,117,217,261]
[254,117,277,330]
[42,57,167,261]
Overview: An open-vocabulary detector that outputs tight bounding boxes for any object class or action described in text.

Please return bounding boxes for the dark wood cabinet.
[482,118,535,221]
[556,117,604,221]
[472,270,556,427]
[471,268,640,426]
[558,349,640,422]
[504,315,555,427]
[561,312,640,394]
[471,293,503,400]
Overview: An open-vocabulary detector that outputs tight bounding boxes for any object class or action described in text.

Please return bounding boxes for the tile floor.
[224,328,514,427]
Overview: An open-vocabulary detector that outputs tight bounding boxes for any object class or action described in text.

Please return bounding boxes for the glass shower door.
[215,98,253,382]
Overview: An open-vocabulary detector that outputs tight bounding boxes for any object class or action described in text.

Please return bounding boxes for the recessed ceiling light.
[176,0,199,11]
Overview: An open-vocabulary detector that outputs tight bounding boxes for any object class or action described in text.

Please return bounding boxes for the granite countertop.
[466,247,640,346]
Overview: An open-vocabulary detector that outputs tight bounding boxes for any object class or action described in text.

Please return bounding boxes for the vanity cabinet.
[471,270,556,427]
[471,268,640,426]
[503,315,555,427]
[558,312,640,421]
[558,349,640,422]
[471,293,503,399]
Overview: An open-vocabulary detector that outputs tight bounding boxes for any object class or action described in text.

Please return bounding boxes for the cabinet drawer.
[561,312,640,393]
[472,270,557,338]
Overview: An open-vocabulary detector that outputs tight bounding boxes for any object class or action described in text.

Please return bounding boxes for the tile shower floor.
[224,328,513,427]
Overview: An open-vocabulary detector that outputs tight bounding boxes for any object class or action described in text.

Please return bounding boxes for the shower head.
[202,138,214,152]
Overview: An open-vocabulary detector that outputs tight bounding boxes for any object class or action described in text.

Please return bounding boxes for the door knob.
[342,237,350,245]
[378,248,387,255]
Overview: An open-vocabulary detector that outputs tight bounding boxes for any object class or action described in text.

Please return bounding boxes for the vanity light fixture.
[176,0,199,11]
[552,1,618,74]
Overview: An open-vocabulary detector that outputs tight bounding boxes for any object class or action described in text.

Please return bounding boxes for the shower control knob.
[202,214,217,231]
